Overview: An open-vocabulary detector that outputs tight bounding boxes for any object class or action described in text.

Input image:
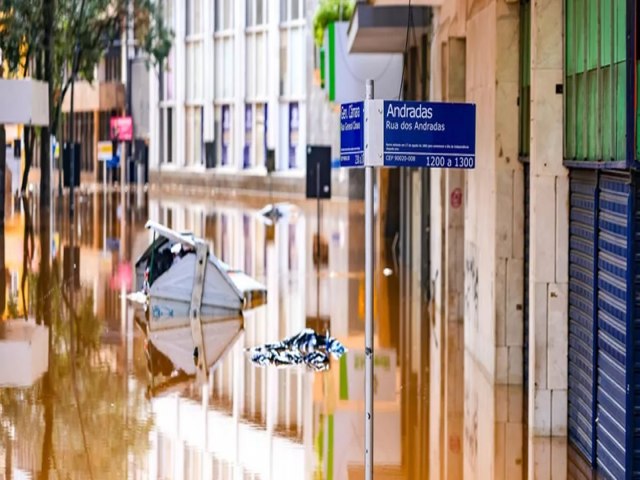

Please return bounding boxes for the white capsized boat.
[142,314,244,397]
[133,221,267,380]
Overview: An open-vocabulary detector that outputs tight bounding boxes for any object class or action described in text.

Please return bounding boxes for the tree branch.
[22,44,32,78]
[51,74,74,135]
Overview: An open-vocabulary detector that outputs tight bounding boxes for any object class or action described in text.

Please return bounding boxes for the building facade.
[148,0,331,188]
[346,0,639,479]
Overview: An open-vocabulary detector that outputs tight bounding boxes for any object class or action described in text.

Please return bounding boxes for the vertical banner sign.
[244,104,252,169]
[221,105,230,166]
[289,102,299,169]
[382,101,476,168]
[339,101,365,167]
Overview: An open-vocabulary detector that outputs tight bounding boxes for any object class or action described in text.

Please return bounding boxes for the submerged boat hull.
[148,317,243,376]
[148,252,244,331]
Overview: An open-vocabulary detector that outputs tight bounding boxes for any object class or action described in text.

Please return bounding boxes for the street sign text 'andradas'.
[340,100,476,169]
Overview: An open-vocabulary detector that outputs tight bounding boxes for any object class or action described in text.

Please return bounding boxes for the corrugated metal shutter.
[568,169,598,463]
[596,171,631,479]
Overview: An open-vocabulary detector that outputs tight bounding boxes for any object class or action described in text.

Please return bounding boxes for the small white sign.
[97,140,113,161]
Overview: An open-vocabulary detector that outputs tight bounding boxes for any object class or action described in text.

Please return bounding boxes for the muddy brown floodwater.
[0,189,429,479]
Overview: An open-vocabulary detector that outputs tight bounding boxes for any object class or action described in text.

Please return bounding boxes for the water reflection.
[0,188,427,479]
[0,191,153,479]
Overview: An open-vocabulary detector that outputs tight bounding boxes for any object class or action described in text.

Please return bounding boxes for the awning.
[347,4,433,54]
[0,78,49,126]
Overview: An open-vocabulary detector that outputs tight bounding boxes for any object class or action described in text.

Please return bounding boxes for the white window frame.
[214,0,235,103]
[279,0,305,24]
[279,0,305,102]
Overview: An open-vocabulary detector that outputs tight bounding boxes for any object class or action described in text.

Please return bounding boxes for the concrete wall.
[464,1,524,478]
[528,0,568,476]
[427,0,570,478]
[429,1,527,478]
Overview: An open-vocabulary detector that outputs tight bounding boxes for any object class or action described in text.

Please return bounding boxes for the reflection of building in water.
[144,195,316,478]
[143,195,414,479]
[147,336,313,480]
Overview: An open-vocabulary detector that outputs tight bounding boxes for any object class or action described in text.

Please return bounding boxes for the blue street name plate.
[340,101,365,167]
[383,101,476,168]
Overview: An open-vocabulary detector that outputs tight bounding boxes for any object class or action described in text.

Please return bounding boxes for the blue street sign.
[340,101,364,167]
[107,154,120,169]
[383,101,475,168]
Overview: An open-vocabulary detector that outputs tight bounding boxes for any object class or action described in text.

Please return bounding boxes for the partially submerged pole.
[364,79,374,480]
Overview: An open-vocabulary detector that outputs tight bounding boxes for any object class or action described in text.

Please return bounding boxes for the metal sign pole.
[364,78,374,480]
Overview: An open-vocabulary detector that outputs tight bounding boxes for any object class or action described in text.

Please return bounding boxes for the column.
[528,0,568,477]
[464,0,524,478]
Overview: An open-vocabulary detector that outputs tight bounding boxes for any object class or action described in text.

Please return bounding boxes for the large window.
[246,0,268,169]
[185,0,204,166]
[565,0,627,162]
[185,107,203,166]
[160,0,175,165]
[280,0,304,23]
[215,0,233,32]
[279,0,305,98]
[214,0,235,100]
[246,0,268,100]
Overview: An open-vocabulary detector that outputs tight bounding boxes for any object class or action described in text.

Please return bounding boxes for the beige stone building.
[346,0,635,477]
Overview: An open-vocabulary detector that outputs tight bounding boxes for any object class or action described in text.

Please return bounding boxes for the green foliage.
[312,0,355,48]
[0,259,153,478]
[0,0,173,128]
[6,293,19,318]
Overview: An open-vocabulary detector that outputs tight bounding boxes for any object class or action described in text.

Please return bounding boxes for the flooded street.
[0,188,428,480]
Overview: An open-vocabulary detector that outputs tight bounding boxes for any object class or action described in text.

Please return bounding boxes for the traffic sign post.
[340,82,476,480]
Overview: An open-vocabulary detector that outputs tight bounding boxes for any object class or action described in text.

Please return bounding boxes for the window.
[159,0,175,166]
[279,1,305,99]
[186,42,203,100]
[246,0,266,27]
[185,106,203,166]
[186,0,203,166]
[159,106,175,164]
[288,102,299,168]
[214,0,234,32]
[280,0,304,23]
[243,103,266,168]
[214,38,235,99]
[185,0,202,36]
[160,0,175,101]
[246,0,268,94]
[215,105,233,166]
[214,0,235,100]
[565,0,627,161]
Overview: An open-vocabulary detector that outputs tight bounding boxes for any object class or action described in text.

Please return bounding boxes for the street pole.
[316,160,320,325]
[364,79,374,480]
[69,43,79,218]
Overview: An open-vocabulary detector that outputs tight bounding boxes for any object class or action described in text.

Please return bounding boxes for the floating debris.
[247,328,347,372]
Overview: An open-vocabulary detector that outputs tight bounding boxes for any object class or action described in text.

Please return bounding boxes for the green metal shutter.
[565,0,627,163]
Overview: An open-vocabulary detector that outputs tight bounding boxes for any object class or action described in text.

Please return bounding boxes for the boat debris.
[247,328,347,372]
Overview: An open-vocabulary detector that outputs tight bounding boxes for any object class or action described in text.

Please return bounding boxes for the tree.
[0,0,172,195]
